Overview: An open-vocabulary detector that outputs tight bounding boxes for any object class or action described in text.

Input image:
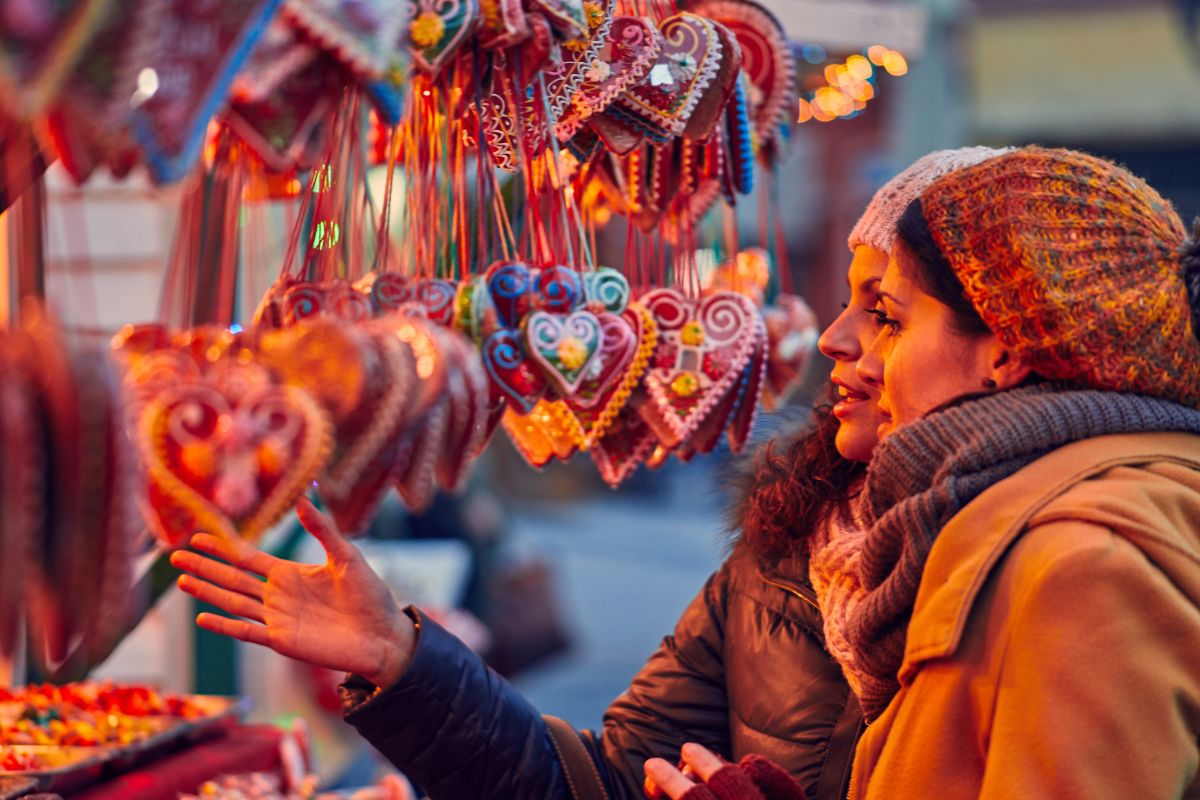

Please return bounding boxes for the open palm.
[170,498,415,689]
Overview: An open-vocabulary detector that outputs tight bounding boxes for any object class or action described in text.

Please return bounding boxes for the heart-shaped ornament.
[582,266,631,314]
[569,304,656,451]
[556,16,661,140]
[617,13,722,139]
[681,19,741,141]
[283,0,412,80]
[138,366,332,546]
[588,109,644,155]
[394,399,447,512]
[436,331,491,492]
[482,329,547,413]
[636,288,757,448]
[589,403,656,487]
[358,271,416,314]
[535,264,584,313]
[478,0,529,49]
[486,260,535,327]
[415,278,459,325]
[689,0,794,159]
[725,318,767,453]
[409,0,479,74]
[541,0,614,122]
[524,310,604,397]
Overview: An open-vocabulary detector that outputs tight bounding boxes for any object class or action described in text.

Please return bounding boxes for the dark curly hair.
[1183,217,1200,345]
[729,388,867,565]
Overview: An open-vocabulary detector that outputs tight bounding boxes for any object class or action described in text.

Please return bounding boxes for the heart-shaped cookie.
[689,0,794,158]
[725,318,767,453]
[359,272,416,314]
[617,13,722,139]
[681,19,741,141]
[589,403,656,487]
[436,331,491,492]
[482,328,547,413]
[284,0,412,79]
[415,278,459,325]
[535,264,584,313]
[486,260,536,327]
[636,288,758,449]
[138,367,332,546]
[582,266,631,313]
[409,0,479,74]
[525,310,604,397]
[541,0,614,122]
[394,398,447,511]
[570,303,656,450]
[555,16,661,141]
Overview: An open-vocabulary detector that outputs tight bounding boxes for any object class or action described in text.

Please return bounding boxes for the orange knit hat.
[918,146,1200,410]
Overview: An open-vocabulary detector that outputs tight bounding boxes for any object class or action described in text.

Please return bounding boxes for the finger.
[170,550,265,600]
[680,743,726,783]
[195,612,271,648]
[189,533,280,577]
[296,497,358,564]
[177,575,266,623]
[644,759,706,800]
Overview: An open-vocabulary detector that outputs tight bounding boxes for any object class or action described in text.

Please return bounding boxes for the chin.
[835,426,876,464]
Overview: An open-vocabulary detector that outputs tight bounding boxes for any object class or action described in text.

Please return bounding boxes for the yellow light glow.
[883,51,908,76]
[847,55,873,80]
[867,45,889,66]
[823,64,841,84]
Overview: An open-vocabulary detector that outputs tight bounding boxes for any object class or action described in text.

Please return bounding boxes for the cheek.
[884,333,987,420]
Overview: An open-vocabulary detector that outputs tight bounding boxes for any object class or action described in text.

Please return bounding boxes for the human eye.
[866,305,900,335]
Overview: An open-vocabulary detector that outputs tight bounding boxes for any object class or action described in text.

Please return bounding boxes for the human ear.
[986,345,1033,391]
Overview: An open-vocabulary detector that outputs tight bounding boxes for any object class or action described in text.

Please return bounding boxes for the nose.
[818,308,859,363]
[856,330,886,388]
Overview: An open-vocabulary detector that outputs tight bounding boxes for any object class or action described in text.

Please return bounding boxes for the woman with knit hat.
[647,146,1200,800]
[172,148,1005,800]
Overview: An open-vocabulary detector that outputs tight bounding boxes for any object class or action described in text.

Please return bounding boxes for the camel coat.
[850,431,1200,799]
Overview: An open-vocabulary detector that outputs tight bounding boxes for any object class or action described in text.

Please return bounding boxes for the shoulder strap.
[543,714,610,800]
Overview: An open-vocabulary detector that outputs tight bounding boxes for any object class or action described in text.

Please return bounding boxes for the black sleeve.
[343,607,573,800]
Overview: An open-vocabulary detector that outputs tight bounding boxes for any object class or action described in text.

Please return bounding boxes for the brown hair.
[895,198,990,337]
[730,390,866,564]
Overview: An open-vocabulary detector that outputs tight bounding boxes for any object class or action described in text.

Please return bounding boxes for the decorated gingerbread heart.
[535,264,584,313]
[617,13,722,139]
[482,328,546,413]
[540,0,613,122]
[636,288,758,449]
[555,16,660,141]
[486,260,535,328]
[409,0,479,74]
[569,303,656,451]
[435,330,491,491]
[477,0,529,49]
[524,309,603,397]
[582,266,630,313]
[414,279,459,325]
[283,0,412,80]
[138,363,332,546]
[589,403,656,487]
[681,19,741,141]
[359,271,416,314]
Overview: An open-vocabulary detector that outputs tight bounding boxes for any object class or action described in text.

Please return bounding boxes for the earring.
[983,378,998,390]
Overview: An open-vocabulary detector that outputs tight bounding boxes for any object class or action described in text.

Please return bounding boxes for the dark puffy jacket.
[343,540,861,799]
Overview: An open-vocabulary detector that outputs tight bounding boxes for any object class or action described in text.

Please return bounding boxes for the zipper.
[759,571,820,611]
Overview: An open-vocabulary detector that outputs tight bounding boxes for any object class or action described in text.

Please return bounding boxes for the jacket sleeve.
[590,557,734,798]
[981,521,1200,799]
[342,607,573,800]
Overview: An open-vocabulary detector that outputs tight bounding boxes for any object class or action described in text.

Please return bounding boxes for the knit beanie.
[847,146,1013,254]
[917,145,1200,410]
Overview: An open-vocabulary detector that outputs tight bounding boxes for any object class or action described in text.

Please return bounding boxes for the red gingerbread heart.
[617,13,723,138]
[556,16,661,140]
[570,303,656,448]
[636,288,758,449]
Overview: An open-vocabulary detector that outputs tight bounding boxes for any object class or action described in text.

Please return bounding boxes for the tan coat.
[850,432,1200,799]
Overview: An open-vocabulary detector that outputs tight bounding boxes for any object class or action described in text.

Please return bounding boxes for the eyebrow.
[846,276,882,291]
[878,290,903,306]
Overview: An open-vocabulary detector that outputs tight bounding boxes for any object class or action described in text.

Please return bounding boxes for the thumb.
[297,496,358,564]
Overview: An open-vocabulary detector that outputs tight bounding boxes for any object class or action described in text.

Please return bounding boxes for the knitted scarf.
[846,383,1200,720]
[808,494,869,699]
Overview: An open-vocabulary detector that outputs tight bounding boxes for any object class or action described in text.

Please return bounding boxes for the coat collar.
[898,431,1200,679]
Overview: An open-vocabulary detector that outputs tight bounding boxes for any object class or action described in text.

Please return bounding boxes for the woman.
[648,146,1200,799]
[170,148,1005,800]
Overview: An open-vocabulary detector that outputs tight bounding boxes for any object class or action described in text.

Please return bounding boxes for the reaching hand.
[170,498,416,689]
[644,743,807,800]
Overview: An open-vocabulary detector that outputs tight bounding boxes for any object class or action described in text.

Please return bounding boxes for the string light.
[796,45,908,124]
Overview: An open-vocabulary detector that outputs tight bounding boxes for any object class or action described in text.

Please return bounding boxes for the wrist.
[363,606,417,690]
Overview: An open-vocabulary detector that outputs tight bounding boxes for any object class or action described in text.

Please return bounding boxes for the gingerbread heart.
[283,0,412,80]
[436,331,491,491]
[487,260,535,327]
[725,318,767,453]
[636,288,758,448]
[415,278,459,325]
[138,366,332,546]
[588,110,644,155]
[690,0,794,157]
[556,16,660,141]
[359,271,416,314]
[565,310,636,409]
[394,398,447,511]
[725,75,755,196]
[681,19,741,141]
[409,0,479,74]
[482,328,546,413]
[478,0,530,49]
[589,403,656,487]
[582,267,631,313]
[524,310,604,396]
[570,303,656,450]
[502,398,585,467]
[618,13,722,139]
[541,0,613,122]
[536,264,584,313]
[480,61,548,171]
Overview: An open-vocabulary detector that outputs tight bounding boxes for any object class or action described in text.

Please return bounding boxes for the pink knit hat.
[847,146,1013,254]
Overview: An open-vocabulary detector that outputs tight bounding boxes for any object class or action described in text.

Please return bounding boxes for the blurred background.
[14,0,1200,787]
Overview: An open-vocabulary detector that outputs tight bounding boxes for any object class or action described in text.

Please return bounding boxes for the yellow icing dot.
[671,371,700,397]
[557,336,589,370]
[681,321,705,346]
[410,11,446,48]
[584,1,604,29]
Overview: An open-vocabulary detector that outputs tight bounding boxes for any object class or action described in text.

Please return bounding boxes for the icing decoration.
[524,309,603,396]
[617,13,722,139]
[582,266,631,314]
[482,328,547,413]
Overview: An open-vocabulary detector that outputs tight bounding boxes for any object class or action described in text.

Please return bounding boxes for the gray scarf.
[848,383,1200,720]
